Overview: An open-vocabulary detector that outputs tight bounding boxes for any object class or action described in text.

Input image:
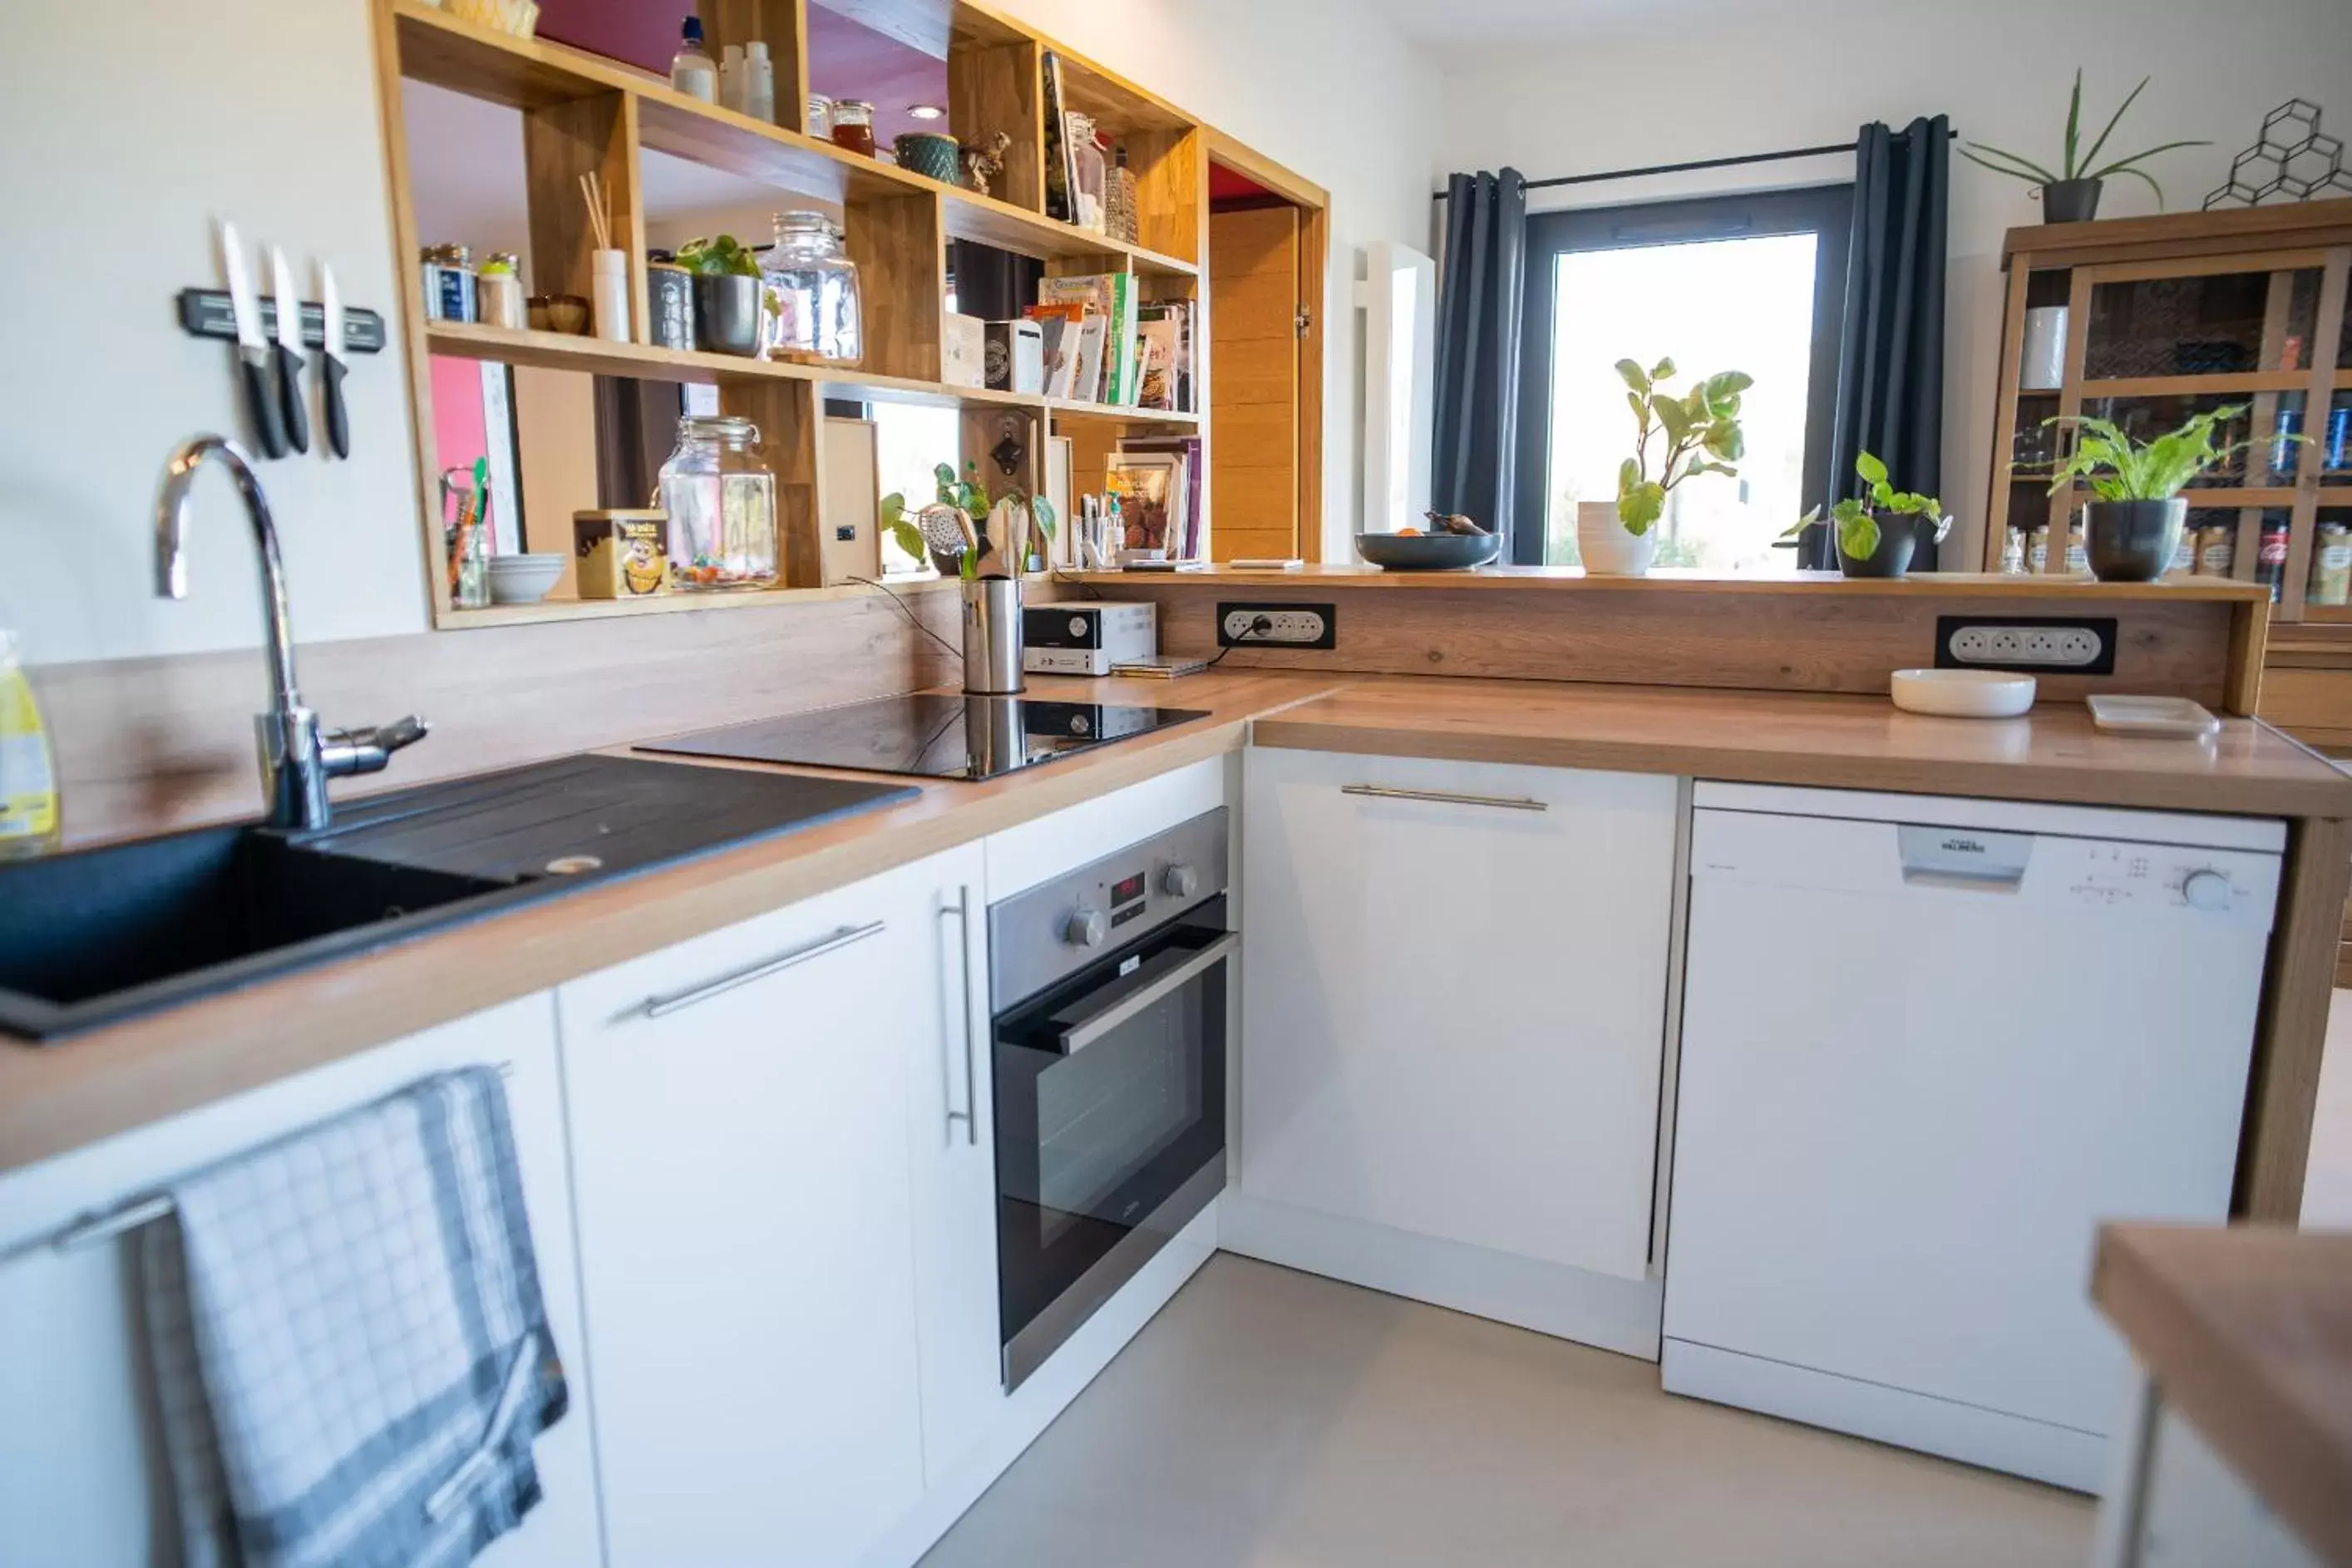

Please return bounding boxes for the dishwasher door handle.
[1341,783,1547,813]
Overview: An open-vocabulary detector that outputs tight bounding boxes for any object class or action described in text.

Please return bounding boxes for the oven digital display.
[1111,871,1147,905]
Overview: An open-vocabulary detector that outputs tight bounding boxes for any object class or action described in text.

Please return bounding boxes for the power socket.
[1218,602,1337,648]
[1935,616,2116,675]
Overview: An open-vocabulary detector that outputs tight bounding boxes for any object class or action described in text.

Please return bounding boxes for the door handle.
[939,886,979,1146]
[1340,783,1547,812]
[1060,934,1239,1055]
[637,921,886,1018]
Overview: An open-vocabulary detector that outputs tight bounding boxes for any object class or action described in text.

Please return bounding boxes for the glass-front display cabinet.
[1985,200,2352,620]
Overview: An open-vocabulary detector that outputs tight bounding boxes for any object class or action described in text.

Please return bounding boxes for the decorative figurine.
[963,131,1013,197]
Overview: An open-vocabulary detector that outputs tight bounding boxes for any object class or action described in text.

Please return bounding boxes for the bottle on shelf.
[1067,112,1107,232]
[671,16,717,103]
[719,43,743,113]
[743,41,776,125]
[2309,522,2350,607]
[2256,518,2290,601]
[1107,145,1140,244]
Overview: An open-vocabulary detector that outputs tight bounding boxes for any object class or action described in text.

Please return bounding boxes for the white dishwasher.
[1663,782,2283,1493]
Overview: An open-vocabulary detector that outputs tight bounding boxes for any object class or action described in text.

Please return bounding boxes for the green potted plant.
[879,462,1057,579]
[1589,357,1751,575]
[1788,452,1950,578]
[2039,406,2280,580]
[674,234,765,357]
[1960,71,2208,223]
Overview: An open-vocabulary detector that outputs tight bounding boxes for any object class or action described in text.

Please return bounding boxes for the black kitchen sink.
[0,754,917,1042]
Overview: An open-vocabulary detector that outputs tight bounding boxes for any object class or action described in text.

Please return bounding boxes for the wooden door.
[1210,205,1300,560]
[557,871,929,1568]
[1239,747,1680,1283]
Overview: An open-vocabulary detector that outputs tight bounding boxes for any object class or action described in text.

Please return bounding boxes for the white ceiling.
[1356,0,1859,54]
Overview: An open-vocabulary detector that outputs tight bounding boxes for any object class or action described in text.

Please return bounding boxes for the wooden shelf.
[422,320,1044,412]
[1046,397,1200,426]
[2078,372,2316,399]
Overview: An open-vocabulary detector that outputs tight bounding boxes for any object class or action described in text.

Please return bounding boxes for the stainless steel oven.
[989,806,1232,1390]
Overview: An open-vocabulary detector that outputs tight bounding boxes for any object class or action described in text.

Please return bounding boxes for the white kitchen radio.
[1023,601,1156,676]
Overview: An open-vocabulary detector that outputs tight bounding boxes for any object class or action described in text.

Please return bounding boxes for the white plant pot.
[1577,501,1656,575]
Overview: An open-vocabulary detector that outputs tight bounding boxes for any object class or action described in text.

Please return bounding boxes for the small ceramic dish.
[1889,668,2036,718]
[528,293,591,334]
[487,553,566,604]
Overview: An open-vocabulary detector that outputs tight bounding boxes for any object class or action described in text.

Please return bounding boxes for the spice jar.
[2195,520,2236,578]
[421,243,476,322]
[2310,522,2352,606]
[760,210,862,365]
[830,99,875,157]
[806,95,832,141]
[477,252,525,329]
[658,415,777,589]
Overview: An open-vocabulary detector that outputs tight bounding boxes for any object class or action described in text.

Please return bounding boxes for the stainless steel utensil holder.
[962,577,1026,695]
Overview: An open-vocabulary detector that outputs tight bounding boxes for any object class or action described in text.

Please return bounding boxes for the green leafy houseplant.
[1797,451,1947,564]
[1613,357,1752,534]
[879,462,1057,580]
[1960,70,2208,211]
[673,234,763,277]
[2040,405,2262,500]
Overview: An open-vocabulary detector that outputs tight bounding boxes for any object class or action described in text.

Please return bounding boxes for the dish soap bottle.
[671,15,717,103]
[0,631,60,858]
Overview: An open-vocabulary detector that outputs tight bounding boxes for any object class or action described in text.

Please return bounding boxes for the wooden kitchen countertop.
[2093,1224,2352,1567]
[5,670,2347,1177]
[1253,678,2352,819]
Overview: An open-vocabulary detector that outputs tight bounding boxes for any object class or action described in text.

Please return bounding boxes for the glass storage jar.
[658,415,778,589]
[830,99,875,157]
[760,210,862,365]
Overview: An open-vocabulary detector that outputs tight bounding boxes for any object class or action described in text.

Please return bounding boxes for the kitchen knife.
[220,221,287,459]
[270,245,309,454]
[320,262,350,459]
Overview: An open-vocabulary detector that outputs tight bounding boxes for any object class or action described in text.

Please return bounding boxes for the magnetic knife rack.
[176,288,388,353]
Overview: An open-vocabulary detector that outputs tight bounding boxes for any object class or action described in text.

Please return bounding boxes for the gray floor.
[923,1255,2094,1568]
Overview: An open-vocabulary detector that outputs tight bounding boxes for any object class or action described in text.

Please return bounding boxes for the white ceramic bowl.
[1889,668,2037,718]
[487,552,565,604]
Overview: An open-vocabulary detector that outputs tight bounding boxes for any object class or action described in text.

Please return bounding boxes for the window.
[1513,185,1852,570]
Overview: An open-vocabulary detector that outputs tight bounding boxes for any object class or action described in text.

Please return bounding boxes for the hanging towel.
[141,1067,568,1568]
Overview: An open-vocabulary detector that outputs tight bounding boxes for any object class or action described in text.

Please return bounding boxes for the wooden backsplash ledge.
[38,586,959,850]
[1077,571,2265,712]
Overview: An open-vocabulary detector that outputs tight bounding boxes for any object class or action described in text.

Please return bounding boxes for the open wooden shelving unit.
[372,0,1211,627]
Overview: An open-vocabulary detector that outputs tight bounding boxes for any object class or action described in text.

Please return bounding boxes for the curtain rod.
[1432,127,1960,201]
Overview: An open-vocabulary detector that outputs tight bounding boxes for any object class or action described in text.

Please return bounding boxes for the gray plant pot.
[1837,512,1918,579]
[692,274,763,357]
[2085,498,2187,582]
[2040,177,2103,224]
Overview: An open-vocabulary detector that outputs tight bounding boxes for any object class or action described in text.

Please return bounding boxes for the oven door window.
[994,900,1230,1344]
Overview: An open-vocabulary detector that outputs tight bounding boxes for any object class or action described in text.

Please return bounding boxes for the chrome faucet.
[155,436,427,831]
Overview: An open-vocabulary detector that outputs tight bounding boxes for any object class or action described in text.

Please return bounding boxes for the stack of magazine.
[1026,275,1194,412]
[1106,436,1204,560]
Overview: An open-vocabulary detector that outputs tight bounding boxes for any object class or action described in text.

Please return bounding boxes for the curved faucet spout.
[155,435,300,716]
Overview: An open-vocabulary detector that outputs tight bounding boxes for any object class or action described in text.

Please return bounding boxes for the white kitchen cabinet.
[0,995,601,1568]
[1239,748,1680,1284]
[559,852,982,1568]
[900,842,1004,1487]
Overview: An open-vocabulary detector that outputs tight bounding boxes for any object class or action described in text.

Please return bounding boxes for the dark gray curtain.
[1813,116,1948,568]
[1432,169,1526,555]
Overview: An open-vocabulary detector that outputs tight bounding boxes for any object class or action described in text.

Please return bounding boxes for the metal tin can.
[2195,522,2236,578]
[2311,522,2352,607]
[2327,403,2351,473]
[2270,405,2305,480]
[421,243,476,323]
[2257,519,2290,601]
[647,260,696,350]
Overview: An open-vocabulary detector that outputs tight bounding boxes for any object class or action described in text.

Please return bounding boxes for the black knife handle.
[274,343,309,455]
[323,353,350,460]
[240,348,288,459]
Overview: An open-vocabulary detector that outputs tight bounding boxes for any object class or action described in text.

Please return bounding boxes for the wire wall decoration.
[2205,100,2352,209]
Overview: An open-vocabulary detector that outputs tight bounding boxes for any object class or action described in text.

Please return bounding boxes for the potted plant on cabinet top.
[2040,405,2278,581]
[1789,451,1951,579]
[1585,357,1751,575]
[1960,70,2208,223]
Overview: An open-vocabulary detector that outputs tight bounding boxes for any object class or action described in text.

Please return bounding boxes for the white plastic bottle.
[670,16,717,103]
[0,631,60,858]
[743,41,776,125]
[719,43,743,113]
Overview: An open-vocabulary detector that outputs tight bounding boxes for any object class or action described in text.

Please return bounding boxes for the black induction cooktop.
[637,693,1210,782]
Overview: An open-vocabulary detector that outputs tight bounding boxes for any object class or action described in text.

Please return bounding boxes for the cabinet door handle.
[638,921,887,1018]
[939,887,979,1146]
[1340,783,1548,812]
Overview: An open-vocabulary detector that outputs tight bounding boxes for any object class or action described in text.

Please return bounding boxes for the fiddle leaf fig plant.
[1614,357,1753,535]
[2038,405,2278,500]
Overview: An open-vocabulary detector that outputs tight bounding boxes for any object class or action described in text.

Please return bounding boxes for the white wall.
[1433,0,2352,565]
[0,0,1436,669]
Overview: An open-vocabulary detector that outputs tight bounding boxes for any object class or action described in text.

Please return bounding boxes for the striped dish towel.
[141,1068,569,1568]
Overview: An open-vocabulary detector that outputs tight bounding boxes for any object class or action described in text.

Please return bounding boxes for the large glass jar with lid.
[658,415,777,589]
[760,210,862,365]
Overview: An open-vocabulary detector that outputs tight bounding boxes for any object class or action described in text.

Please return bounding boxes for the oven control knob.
[2182,870,2231,911]
[1063,908,1107,948]
[1161,864,1200,900]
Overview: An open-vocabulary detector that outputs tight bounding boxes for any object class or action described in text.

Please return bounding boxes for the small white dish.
[487,552,565,604]
[1889,668,2037,718]
[2086,694,2221,738]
